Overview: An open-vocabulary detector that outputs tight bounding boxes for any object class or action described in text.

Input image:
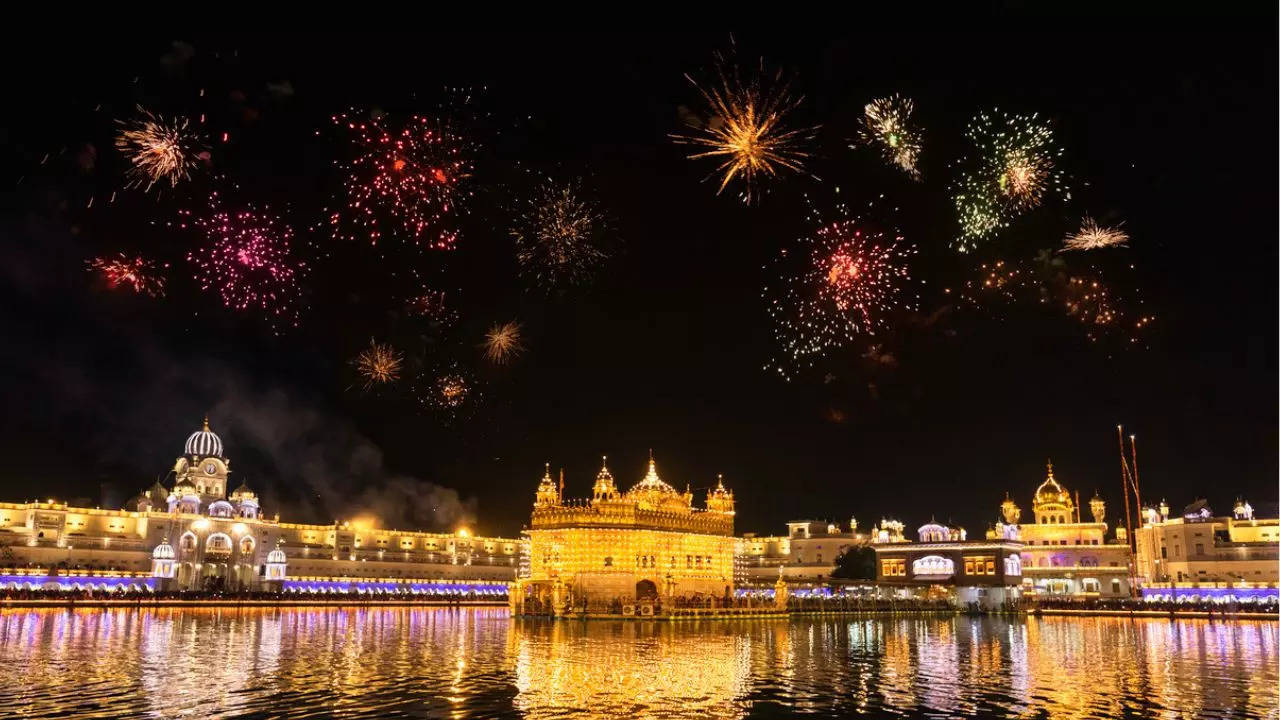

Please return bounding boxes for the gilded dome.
[1033,460,1070,506]
[628,453,677,496]
[267,547,287,564]
[184,416,224,458]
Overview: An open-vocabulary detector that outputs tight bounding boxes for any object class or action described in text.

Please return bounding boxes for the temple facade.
[991,461,1133,598]
[1134,497,1279,590]
[0,418,517,595]
[513,454,737,615]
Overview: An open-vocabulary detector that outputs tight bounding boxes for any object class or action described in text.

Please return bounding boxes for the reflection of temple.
[510,618,749,719]
[993,461,1132,598]
[513,454,737,614]
[0,418,518,593]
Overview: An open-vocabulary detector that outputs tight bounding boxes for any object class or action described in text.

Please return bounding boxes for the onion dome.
[1089,492,1106,523]
[184,416,224,458]
[152,540,175,560]
[535,463,560,507]
[230,482,257,502]
[707,474,735,513]
[1033,460,1070,505]
[710,474,730,497]
[628,451,677,495]
[1000,493,1022,525]
[267,547,287,564]
[592,456,618,500]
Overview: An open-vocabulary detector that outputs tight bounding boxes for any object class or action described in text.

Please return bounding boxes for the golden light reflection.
[511,618,751,719]
[0,609,1273,718]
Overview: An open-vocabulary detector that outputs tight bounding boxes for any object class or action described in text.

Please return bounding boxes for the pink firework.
[181,192,306,330]
[327,111,474,251]
[87,253,168,297]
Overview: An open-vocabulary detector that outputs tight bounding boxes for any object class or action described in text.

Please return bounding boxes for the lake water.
[0,607,1275,719]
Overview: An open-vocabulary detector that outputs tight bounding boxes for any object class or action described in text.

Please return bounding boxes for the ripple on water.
[0,608,1274,719]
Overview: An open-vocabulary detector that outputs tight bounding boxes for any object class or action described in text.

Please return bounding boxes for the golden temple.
[512,453,739,615]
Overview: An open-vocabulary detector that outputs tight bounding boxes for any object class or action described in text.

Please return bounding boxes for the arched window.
[239,536,255,555]
[179,532,197,553]
[603,556,613,567]
[205,533,233,556]
[912,555,955,577]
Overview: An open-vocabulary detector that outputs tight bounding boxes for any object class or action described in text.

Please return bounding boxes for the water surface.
[0,607,1274,718]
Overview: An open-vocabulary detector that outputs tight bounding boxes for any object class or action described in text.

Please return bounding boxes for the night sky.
[1,23,1275,540]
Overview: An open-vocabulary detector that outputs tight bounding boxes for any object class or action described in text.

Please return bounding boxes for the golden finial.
[202,415,211,431]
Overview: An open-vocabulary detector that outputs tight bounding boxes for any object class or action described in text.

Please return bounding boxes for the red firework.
[764,206,917,381]
[327,111,473,251]
[87,253,168,297]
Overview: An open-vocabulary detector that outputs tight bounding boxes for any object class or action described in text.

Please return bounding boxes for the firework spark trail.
[353,339,404,390]
[115,106,206,191]
[1061,217,1129,252]
[672,53,816,205]
[326,111,474,252]
[764,197,918,381]
[952,109,1068,252]
[86,253,168,297]
[511,180,608,288]
[957,255,1154,346]
[180,191,306,331]
[482,321,525,365]
[856,94,922,178]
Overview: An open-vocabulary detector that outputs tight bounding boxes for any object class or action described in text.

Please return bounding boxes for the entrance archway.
[635,579,658,600]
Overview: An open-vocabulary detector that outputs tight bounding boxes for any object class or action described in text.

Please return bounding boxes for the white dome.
[185,417,224,458]
[152,541,175,560]
[266,548,287,564]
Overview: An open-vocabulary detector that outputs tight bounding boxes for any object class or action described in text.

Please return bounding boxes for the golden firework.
[672,55,815,204]
[512,180,608,287]
[1061,217,1129,252]
[482,321,524,365]
[115,106,205,191]
[353,339,403,390]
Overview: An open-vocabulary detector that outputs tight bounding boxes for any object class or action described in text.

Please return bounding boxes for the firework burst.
[952,110,1068,251]
[482,321,525,365]
[406,289,459,327]
[180,191,306,331]
[115,106,206,192]
[511,180,608,287]
[672,53,816,204]
[327,110,474,251]
[1061,217,1129,252]
[855,94,922,178]
[86,253,168,297]
[352,339,403,390]
[764,197,918,381]
[416,362,480,420]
